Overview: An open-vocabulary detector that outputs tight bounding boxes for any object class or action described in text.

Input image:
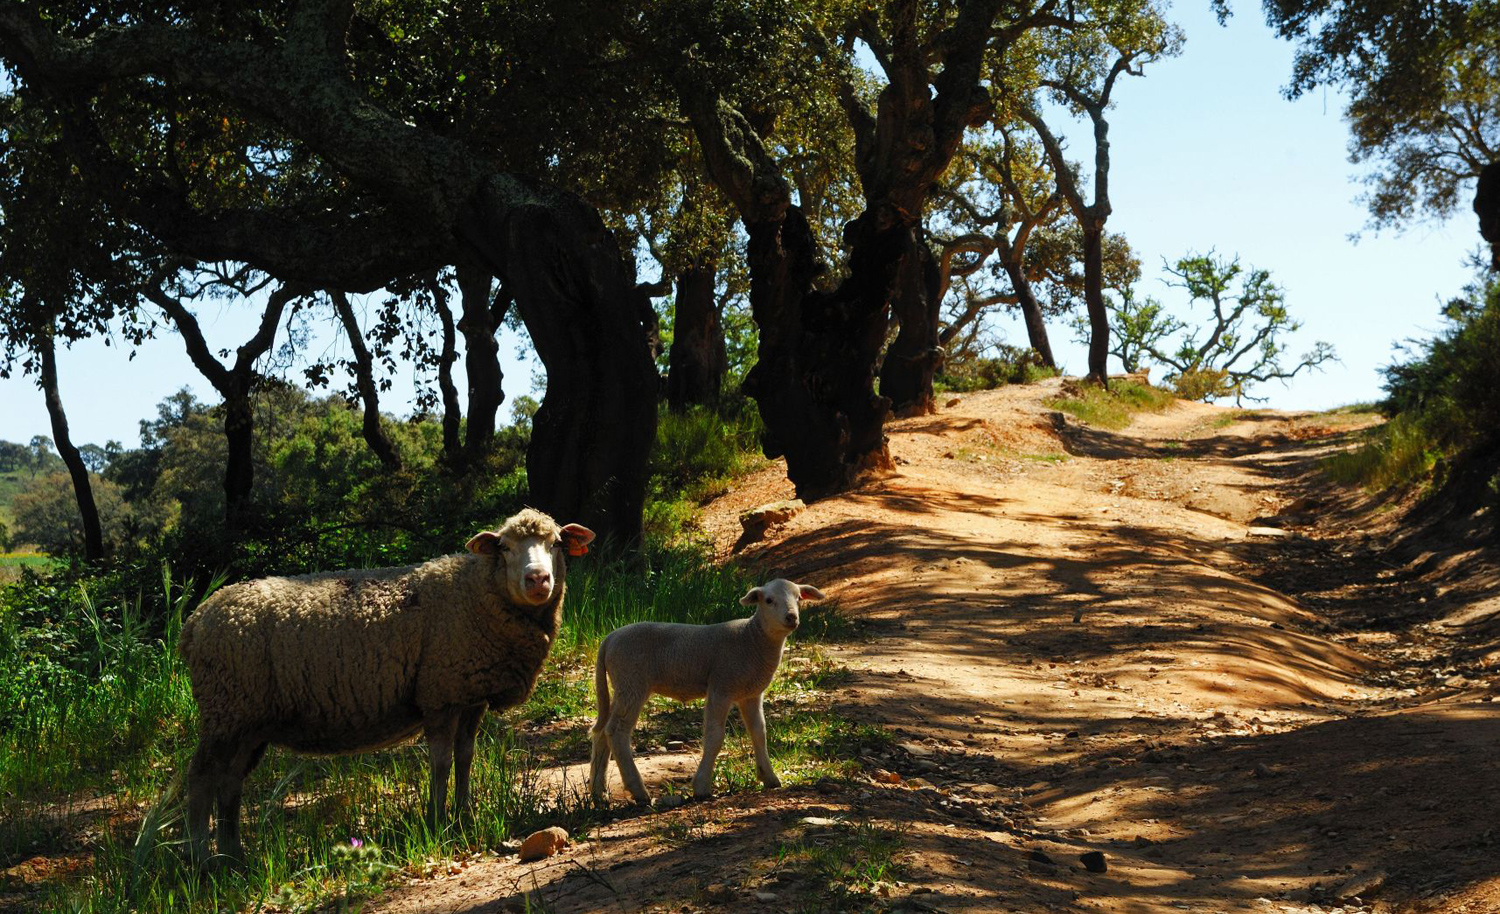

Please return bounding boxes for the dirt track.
[373,379,1500,914]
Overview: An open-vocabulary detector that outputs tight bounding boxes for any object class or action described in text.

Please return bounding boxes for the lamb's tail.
[589,637,612,801]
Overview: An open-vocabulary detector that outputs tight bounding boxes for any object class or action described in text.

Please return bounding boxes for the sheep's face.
[740,578,825,635]
[466,509,596,606]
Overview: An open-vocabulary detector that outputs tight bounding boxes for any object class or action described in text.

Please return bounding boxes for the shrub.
[936,345,1057,393]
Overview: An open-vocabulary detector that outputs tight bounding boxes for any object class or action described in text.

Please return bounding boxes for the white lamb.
[589,578,826,805]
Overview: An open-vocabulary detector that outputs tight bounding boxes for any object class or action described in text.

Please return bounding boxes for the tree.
[1479,160,1500,269]
[1105,251,1337,403]
[0,2,663,546]
[1260,0,1499,232]
[144,270,303,530]
[11,471,129,556]
[38,328,104,559]
[1018,0,1182,383]
[330,291,402,470]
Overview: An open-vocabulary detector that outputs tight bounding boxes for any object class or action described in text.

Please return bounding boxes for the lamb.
[176,508,595,864]
[589,578,825,805]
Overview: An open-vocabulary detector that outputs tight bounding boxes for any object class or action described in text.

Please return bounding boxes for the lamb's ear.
[561,523,596,557]
[740,587,764,606]
[797,584,827,602]
[466,531,503,556]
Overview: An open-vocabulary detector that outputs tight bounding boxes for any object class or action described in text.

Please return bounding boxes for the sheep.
[176,508,595,864]
[589,578,825,806]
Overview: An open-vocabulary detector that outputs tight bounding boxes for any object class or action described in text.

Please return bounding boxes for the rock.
[1079,851,1108,873]
[517,826,569,863]
[665,740,686,751]
[1247,526,1289,538]
[1132,835,1155,847]
[800,816,840,827]
[1335,870,1387,901]
[1253,763,1278,778]
[1027,849,1056,865]
[906,777,937,790]
[871,768,903,784]
[740,499,806,536]
[654,795,686,810]
[946,397,962,408]
[754,891,778,902]
[899,741,936,758]
[970,783,1004,798]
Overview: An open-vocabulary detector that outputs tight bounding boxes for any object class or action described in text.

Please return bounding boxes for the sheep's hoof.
[763,776,783,789]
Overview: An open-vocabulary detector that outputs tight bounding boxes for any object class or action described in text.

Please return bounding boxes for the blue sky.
[0,2,1483,448]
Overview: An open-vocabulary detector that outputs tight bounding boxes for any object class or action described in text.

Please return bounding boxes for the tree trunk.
[743,206,894,501]
[1082,223,1110,384]
[39,334,103,561]
[665,258,726,411]
[1001,258,1057,369]
[428,279,463,461]
[456,259,504,457]
[331,292,401,469]
[222,384,255,531]
[879,231,943,417]
[457,176,658,546]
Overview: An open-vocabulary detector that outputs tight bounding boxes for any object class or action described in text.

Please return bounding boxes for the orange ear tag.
[567,543,589,557]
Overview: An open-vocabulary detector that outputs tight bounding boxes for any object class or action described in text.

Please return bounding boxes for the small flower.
[350,838,364,849]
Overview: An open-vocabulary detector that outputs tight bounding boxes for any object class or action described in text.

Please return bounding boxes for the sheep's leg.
[215,739,268,862]
[589,724,613,803]
[604,689,652,805]
[452,705,486,820]
[738,694,780,789]
[692,693,732,799]
[424,709,461,828]
[185,738,226,865]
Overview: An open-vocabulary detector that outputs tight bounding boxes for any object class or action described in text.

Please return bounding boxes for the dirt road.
[374,380,1500,914]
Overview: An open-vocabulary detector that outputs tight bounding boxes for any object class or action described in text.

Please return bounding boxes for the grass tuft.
[1046,379,1174,430]
[1322,413,1438,492]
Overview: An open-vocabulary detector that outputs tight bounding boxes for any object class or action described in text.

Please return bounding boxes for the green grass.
[1046,379,1175,430]
[1322,413,1439,492]
[0,548,875,914]
[0,469,27,528]
[0,552,53,568]
[770,819,909,913]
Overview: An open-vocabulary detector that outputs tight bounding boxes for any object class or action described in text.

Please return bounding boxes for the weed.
[1322,414,1438,492]
[771,819,908,912]
[1046,379,1174,431]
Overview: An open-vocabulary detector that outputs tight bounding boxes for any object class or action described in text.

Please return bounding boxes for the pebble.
[655,795,686,810]
[900,741,936,758]
[754,891,778,902]
[800,816,840,827]
[1079,851,1108,873]
[665,740,686,751]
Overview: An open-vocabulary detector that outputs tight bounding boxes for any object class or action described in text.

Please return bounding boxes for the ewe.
[177,508,594,864]
[590,578,825,805]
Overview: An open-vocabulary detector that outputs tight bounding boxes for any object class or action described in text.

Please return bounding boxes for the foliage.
[935,345,1058,392]
[644,399,765,543]
[1260,0,1499,229]
[1093,251,1336,403]
[1046,378,1175,430]
[1324,276,1500,492]
[10,472,131,555]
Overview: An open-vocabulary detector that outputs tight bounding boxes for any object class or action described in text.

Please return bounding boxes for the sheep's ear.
[466,531,503,556]
[797,584,827,602]
[561,523,596,557]
[739,587,763,606]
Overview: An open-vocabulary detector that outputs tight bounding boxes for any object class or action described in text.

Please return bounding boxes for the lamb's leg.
[215,739,269,862]
[738,694,780,789]
[693,693,732,799]
[604,688,652,805]
[424,709,461,827]
[589,724,613,803]
[452,705,486,820]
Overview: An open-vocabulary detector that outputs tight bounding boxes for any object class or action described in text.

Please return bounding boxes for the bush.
[936,345,1057,393]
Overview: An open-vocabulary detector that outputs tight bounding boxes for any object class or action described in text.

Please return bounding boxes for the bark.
[457,176,658,547]
[426,277,463,461]
[147,281,296,529]
[39,331,103,561]
[1082,223,1110,384]
[455,258,505,457]
[1001,258,1057,368]
[1478,160,1500,270]
[665,257,727,411]
[331,291,401,470]
[880,232,944,417]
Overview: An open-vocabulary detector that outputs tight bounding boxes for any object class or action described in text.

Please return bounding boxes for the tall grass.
[1322,413,1439,492]
[0,546,861,913]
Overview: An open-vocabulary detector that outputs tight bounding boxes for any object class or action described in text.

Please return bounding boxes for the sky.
[0,2,1484,449]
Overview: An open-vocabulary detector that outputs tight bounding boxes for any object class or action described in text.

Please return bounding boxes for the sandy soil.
[368,379,1500,914]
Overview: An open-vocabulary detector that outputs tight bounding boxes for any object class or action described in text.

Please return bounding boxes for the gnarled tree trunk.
[1001,259,1057,368]
[1082,222,1110,384]
[665,257,726,411]
[426,277,463,461]
[39,331,103,561]
[458,176,658,547]
[331,292,400,469]
[880,231,943,417]
[455,259,505,458]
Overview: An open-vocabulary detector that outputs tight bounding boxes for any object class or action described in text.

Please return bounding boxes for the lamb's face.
[466,510,596,607]
[740,578,826,635]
